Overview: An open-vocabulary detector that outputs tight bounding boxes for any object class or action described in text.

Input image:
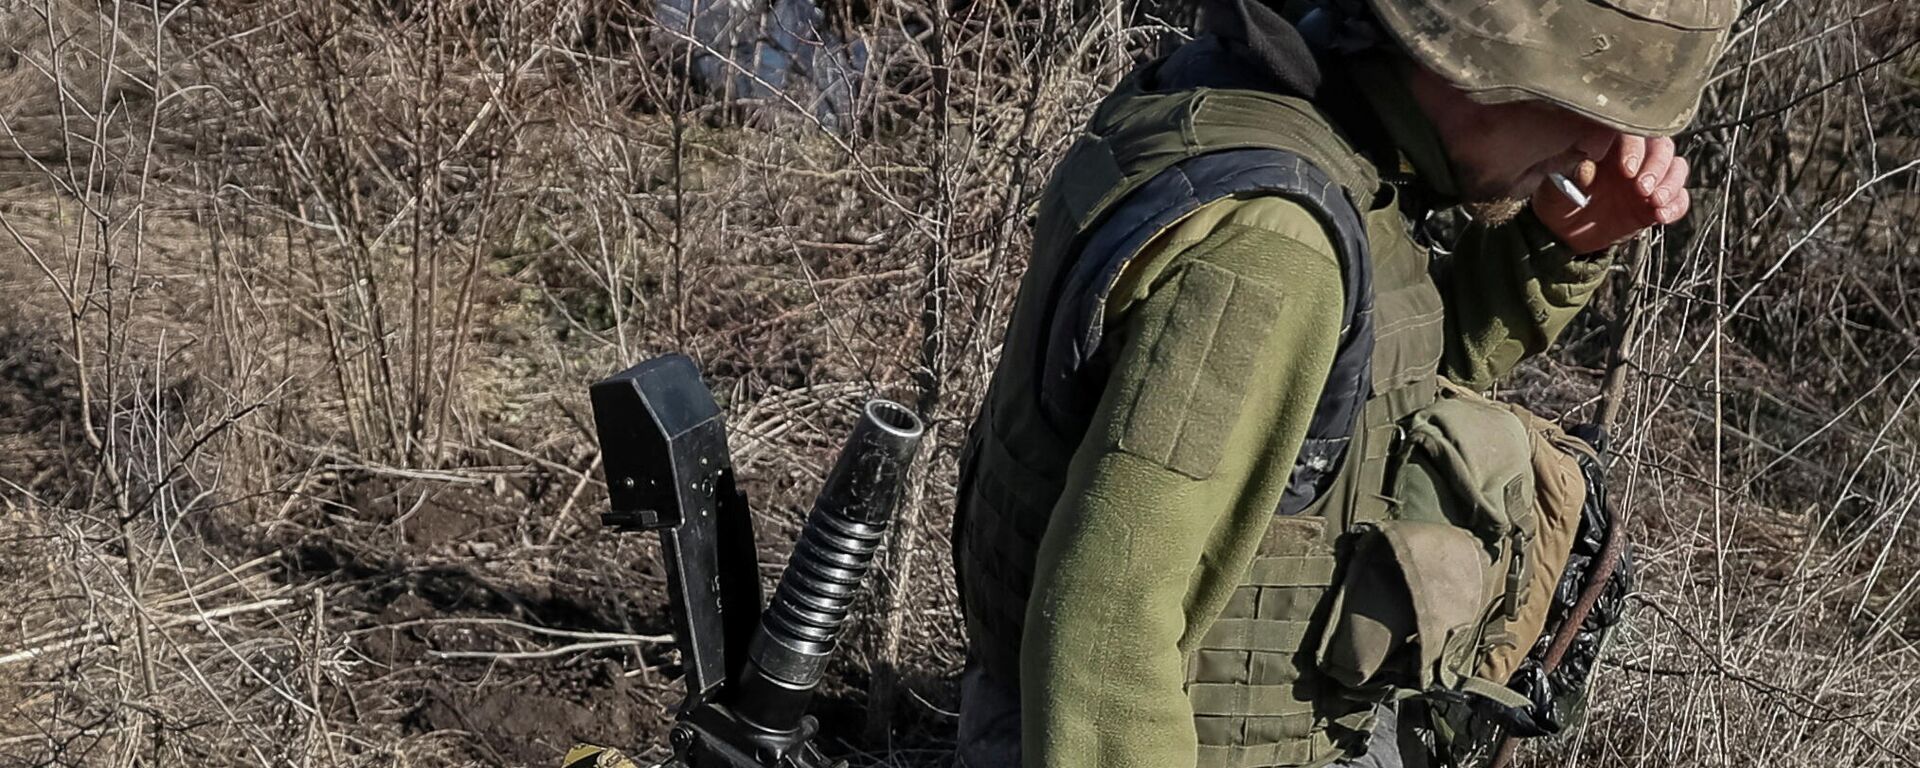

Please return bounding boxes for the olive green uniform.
[951,51,1610,768]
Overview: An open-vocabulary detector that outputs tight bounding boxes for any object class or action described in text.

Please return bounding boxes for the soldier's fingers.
[1651,155,1691,209]
[1612,134,1647,178]
[1574,158,1599,188]
[1636,137,1676,198]
[1655,187,1691,225]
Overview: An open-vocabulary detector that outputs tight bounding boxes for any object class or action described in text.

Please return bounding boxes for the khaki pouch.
[1315,518,1490,694]
[1315,382,1584,709]
[1481,402,1591,682]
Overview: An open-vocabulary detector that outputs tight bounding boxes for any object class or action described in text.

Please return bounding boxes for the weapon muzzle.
[732,399,924,733]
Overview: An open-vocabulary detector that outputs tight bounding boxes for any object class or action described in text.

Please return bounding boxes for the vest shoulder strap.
[1056,85,1382,238]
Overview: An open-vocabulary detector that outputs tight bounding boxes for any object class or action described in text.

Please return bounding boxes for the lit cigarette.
[1548,172,1590,208]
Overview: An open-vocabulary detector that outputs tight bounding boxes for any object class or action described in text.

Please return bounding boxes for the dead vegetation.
[0,0,1914,766]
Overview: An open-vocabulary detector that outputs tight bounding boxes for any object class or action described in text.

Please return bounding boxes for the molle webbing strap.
[1197,694,1375,767]
[1242,555,1340,587]
[1198,725,1320,767]
[1190,684,1324,718]
[1040,147,1375,516]
[1200,618,1316,653]
[1199,740,1318,768]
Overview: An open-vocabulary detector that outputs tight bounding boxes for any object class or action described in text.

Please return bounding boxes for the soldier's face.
[1456,101,1618,204]
[1410,64,1619,204]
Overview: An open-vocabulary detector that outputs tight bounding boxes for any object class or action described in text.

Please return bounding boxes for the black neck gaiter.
[1195,0,1323,98]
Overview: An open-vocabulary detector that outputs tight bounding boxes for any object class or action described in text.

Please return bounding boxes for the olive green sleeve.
[1434,209,1614,390]
[1020,214,1346,768]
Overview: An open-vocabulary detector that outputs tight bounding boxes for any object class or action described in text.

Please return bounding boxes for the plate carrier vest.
[953,39,1536,767]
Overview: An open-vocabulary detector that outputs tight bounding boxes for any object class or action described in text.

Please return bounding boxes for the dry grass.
[0,0,1914,766]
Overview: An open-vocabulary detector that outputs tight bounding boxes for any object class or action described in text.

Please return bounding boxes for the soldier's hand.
[1531,134,1691,254]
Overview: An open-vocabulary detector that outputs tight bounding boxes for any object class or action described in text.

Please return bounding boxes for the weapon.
[589,354,925,768]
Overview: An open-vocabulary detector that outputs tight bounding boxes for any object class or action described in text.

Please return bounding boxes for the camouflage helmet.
[1363,0,1741,136]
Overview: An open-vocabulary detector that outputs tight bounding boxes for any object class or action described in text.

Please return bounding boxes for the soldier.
[950,0,1737,767]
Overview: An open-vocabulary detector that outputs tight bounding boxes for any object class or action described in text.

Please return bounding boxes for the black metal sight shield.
[590,354,763,709]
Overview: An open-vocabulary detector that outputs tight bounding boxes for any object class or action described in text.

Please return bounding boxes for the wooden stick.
[1490,237,1649,768]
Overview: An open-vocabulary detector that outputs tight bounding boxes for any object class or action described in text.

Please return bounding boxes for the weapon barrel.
[732,399,924,733]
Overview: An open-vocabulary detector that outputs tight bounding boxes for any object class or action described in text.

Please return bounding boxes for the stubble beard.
[1464,197,1528,226]
[1456,163,1535,227]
